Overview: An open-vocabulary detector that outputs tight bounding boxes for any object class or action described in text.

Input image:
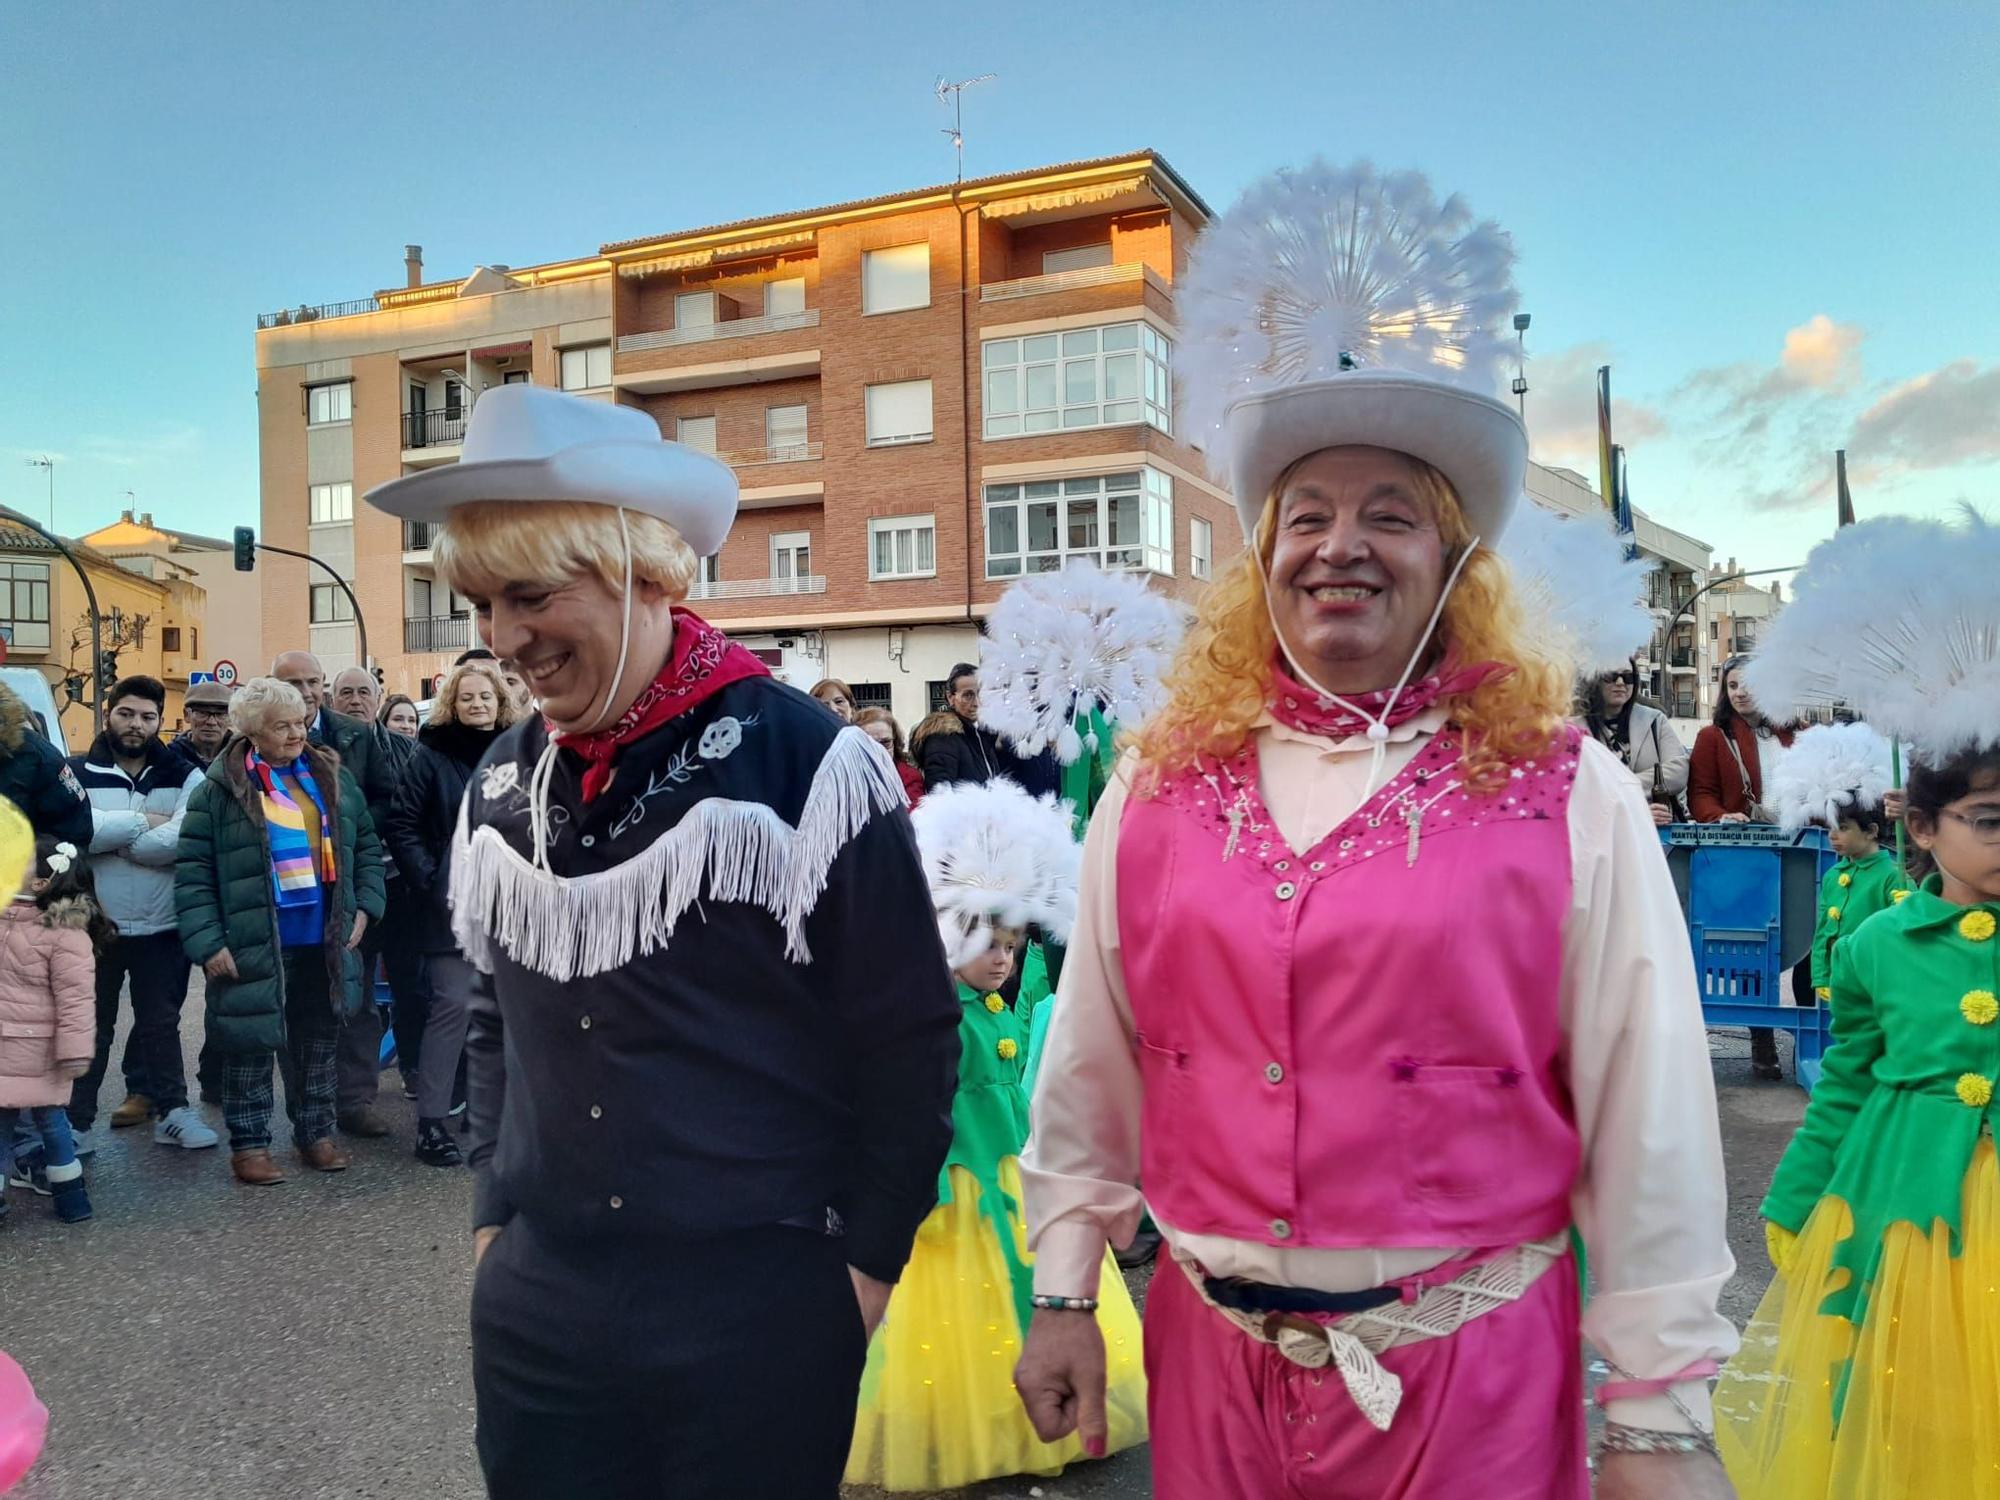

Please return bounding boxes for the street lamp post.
[25,456,54,528]
[1511,312,1531,420]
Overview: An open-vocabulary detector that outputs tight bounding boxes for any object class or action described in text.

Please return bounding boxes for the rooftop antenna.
[935,73,996,183]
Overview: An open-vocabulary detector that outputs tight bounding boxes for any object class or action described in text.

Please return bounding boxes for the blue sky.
[3,0,1994,572]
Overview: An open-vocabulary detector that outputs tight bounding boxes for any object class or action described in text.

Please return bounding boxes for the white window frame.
[698,553,721,587]
[1043,243,1113,274]
[309,584,355,624]
[308,481,353,525]
[765,404,808,455]
[864,379,933,447]
[771,531,812,586]
[559,344,611,391]
[0,560,52,650]
[764,277,806,317]
[1191,515,1213,580]
[868,514,937,581]
[981,321,1171,440]
[676,415,717,453]
[983,467,1174,579]
[861,243,930,315]
[306,381,352,425]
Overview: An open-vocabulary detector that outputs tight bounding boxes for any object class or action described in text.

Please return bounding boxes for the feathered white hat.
[1743,506,2000,763]
[364,384,738,558]
[1177,160,1528,544]
[912,779,1080,970]
[976,560,1184,764]
[1498,500,1659,673]
[1766,722,1898,832]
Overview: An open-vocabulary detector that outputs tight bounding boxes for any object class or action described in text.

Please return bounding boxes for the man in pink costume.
[1013,162,1738,1499]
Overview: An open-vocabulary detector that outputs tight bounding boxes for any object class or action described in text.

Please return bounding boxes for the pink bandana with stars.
[1264,653,1509,741]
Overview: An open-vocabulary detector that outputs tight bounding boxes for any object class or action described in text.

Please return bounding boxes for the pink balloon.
[0,1352,47,1494]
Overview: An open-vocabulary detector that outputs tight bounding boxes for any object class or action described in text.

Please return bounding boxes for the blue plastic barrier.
[1659,824,1834,1089]
[375,973,397,1068]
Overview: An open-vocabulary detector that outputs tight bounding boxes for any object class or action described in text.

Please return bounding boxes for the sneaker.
[6,1149,49,1197]
[401,1083,419,1102]
[109,1093,154,1128]
[70,1129,96,1158]
[414,1120,462,1168]
[154,1106,220,1150]
[448,1099,467,1118]
[50,1174,92,1224]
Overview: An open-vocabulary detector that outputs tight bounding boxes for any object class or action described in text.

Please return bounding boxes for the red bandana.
[554,608,771,803]
[1265,653,1508,741]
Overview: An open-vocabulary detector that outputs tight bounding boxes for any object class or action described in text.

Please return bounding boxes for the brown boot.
[110,1093,154,1128]
[231,1149,286,1187]
[299,1137,352,1173]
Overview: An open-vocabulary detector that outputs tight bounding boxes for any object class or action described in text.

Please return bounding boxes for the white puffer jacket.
[70,738,204,936]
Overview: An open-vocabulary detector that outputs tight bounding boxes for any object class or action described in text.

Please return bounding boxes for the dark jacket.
[174,742,387,1055]
[458,676,959,1284]
[170,730,223,769]
[384,719,498,953]
[910,709,1061,798]
[310,707,400,814]
[0,688,91,847]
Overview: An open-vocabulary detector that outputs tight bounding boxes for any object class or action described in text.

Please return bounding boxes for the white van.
[0,667,67,746]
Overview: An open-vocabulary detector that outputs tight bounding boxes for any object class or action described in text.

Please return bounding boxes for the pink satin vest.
[1116,727,1583,1251]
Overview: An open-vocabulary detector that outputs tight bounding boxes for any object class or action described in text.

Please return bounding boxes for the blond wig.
[434,501,698,602]
[1131,455,1570,794]
[427,660,521,731]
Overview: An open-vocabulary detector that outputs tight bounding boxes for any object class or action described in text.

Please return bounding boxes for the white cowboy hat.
[1223,372,1525,545]
[363,384,737,558]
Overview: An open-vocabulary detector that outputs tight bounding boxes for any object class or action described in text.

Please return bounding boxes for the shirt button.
[579,1016,592,1030]
[1275,881,1297,901]
[589,1105,603,1120]
[1309,861,1325,872]
[1269,1218,1293,1239]
[1264,1062,1285,1084]
[609,1195,624,1210]
[581,835,596,848]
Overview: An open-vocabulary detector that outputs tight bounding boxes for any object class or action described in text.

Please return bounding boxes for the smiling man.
[364,385,958,1500]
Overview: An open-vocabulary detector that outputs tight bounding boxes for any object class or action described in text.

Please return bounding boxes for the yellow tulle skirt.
[845,1158,1148,1492]
[1717,1135,2000,1499]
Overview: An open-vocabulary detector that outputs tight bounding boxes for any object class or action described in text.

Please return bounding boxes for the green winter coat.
[1809,849,1907,992]
[174,741,386,1056]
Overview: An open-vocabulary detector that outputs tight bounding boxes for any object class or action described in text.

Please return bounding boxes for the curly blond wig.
[1131,455,1571,794]
[434,501,698,602]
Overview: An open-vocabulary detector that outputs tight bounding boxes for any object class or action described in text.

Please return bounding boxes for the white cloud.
[77,423,202,469]
[1849,360,2000,469]
[1525,341,1669,475]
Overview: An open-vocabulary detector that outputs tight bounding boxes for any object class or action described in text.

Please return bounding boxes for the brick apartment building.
[253,151,1244,726]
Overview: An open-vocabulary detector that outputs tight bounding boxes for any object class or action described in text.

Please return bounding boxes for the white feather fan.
[976,560,1183,764]
[1765,722,1898,832]
[912,778,1081,970]
[1497,500,1658,673]
[1176,159,1519,482]
[1744,507,2000,762]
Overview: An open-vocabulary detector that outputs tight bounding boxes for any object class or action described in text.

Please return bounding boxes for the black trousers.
[71,930,193,1127]
[473,1217,865,1500]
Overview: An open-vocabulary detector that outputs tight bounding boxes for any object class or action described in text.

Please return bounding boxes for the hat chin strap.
[528,506,637,875]
[1264,538,1482,802]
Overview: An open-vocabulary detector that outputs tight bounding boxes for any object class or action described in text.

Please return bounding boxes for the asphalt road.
[0,989,1799,1500]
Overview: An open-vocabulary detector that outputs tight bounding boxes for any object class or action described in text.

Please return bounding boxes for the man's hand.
[348,912,369,951]
[1014,1308,1109,1459]
[203,948,238,982]
[849,1267,893,1339]
[474,1225,503,1267]
[1597,1450,1735,1499]
[144,811,171,829]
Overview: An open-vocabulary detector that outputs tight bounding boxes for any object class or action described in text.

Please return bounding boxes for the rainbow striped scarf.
[246,747,335,924]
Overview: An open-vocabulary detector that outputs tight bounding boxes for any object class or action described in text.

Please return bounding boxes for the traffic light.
[96,650,119,694]
[233,526,257,572]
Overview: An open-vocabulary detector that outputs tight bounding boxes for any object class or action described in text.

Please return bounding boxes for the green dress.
[1808,849,1907,993]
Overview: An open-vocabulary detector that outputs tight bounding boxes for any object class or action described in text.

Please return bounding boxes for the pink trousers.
[1144,1255,1588,1500]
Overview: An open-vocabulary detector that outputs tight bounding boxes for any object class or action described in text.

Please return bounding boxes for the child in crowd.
[1810,802,1907,1000]
[0,841,105,1225]
[845,780,1145,1492]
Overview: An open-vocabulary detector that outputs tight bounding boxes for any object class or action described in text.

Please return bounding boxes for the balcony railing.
[404,614,474,653]
[403,408,468,449]
[687,574,827,602]
[403,520,433,553]
[617,307,820,355]
[257,297,380,330]
[1670,649,1696,670]
[979,261,1146,302]
[719,441,823,467]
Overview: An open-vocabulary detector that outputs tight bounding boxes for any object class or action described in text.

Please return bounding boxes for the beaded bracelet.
[1597,1423,1719,1458]
[1031,1294,1100,1313]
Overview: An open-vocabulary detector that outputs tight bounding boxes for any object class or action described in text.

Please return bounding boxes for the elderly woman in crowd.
[384,660,516,1168]
[856,707,924,808]
[174,677,385,1187]
[809,677,857,723]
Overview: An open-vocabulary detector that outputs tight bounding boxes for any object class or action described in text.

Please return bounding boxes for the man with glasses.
[173,680,234,768]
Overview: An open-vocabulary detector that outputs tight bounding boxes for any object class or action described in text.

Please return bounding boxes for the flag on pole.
[1611,444,1638,559]
[1596,366,1616,515]
[1836,449,1856,527]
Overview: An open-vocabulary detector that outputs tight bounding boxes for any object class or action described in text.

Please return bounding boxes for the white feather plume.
[1497,500,1658,673]
[1176,159,1520,480]
[912,779,1080,970]
[976,560,1184,763]
[1743,507,2000,761]
[1765,722,1898,832]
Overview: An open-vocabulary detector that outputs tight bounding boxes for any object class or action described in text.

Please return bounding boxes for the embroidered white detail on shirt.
[480,762,520,799]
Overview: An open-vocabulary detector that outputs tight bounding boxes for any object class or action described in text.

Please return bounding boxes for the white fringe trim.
[449,727,906,981]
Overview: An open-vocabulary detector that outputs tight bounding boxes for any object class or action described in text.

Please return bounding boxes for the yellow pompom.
[1960,910,1997,942]
[0,796,28,897]
[1891,889,1912,904]
[1816,987,1832,1001]
[996,1038,1019,1061]
[1827,907,1842,922]
[1956,1074,1994,1109]
[1963,991,1999,1027]
[1838,873,1853,888]
[984,993,1006,1013]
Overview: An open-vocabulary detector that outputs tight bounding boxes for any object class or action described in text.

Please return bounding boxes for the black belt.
[1203,1276,1402,1317]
